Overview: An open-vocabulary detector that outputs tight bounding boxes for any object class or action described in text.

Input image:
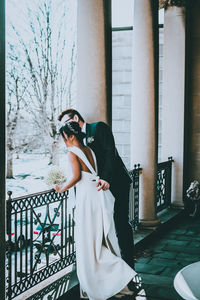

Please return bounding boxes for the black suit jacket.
[85,122,132,190]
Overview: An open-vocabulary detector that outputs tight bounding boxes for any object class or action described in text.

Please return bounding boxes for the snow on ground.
[6,153,71,199]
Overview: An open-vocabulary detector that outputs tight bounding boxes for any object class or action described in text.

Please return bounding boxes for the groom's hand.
[96,179,110,191]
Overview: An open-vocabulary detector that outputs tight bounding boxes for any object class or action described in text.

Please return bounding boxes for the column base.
[139,218,161,230]
[171,203,184,209]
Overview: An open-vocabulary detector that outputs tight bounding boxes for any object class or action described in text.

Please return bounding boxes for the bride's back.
[75,146,96,174]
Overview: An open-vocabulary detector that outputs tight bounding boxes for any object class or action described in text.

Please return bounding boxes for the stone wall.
[112,28,164,169]
[112,30,132,168]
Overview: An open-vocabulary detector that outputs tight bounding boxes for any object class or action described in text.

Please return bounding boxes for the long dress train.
[68,146,137,300]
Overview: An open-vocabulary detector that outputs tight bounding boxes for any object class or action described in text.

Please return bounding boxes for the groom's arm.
[96,122,116,184]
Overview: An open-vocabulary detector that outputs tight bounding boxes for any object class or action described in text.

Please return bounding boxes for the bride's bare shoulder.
[68,151,79,162]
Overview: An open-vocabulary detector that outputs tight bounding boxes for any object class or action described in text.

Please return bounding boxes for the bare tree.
[8,0,77,165]
[6,44,27,177]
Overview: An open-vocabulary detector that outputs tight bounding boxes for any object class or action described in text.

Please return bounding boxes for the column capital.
[159,0,186,10]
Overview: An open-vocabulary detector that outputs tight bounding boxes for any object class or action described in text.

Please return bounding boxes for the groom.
[58,108,135,269]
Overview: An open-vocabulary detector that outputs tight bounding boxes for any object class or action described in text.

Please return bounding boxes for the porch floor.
[61,214,200,300]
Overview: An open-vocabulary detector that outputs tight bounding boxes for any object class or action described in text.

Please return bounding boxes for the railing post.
[6,191,12,300]
[129,164,142,231]
[167,157,173,207]
[156,157,174,212]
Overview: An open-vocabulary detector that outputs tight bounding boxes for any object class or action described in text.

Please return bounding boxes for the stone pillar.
[0,0,5,298]
[161,3,186,208]
[76,0,112,125]
[184,1,200,188]
[131,0,160,227]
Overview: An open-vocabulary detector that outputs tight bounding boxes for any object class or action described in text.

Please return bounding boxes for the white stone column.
[131,0,160,227]
[76,0,111,124]
[161,5,185,208]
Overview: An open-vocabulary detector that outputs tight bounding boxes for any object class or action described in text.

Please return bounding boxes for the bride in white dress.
[55,122,140,300]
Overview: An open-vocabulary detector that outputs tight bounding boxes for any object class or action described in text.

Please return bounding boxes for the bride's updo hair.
[59,121,86,144]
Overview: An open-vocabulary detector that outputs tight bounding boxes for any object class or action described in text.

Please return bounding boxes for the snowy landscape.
[6,153,72,198]
[6,0,77,198]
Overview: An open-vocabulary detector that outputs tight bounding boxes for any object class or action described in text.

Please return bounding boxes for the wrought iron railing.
[6,189,75,300]
[156,157,173,212]
[129,164,142,231]
[5,158,172,300]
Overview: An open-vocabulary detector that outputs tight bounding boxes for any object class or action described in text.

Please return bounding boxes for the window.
[112,0,134,28]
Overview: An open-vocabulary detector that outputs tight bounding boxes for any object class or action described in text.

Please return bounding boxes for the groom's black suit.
[86,121,135,268]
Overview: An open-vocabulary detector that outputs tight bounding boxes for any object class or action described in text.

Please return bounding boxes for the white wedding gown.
[68,146,137,300]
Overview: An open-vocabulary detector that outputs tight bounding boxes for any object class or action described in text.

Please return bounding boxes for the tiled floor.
[63,215,200,300]
[135,215,200,299]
